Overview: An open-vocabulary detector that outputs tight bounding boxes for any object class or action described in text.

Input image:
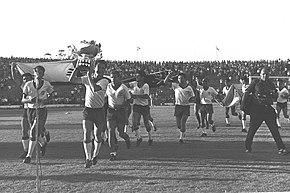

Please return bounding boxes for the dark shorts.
[23,108,28,119]
[83,107,106,128]
[133,104,150,116]
[27,108,47,137]
[276,102,287,109]
[174,105,190,117]
[107,108,128,124]
[200,104,214,114]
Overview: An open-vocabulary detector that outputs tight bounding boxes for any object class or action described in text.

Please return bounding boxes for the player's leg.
[107,118,118,161]
[200,105,207,137]
[92,108,106,165]
[132,111,142,146]
[225,107,230,126]
[20,109,29,158]
[143,110,153,146]
[116,109,131,149]
[83,120,94,168]
[37,108,48,157]
[207,104,216,132]
[276,105,282,128]
[23,109,37,163]
[194,103,201,129]
[241,111,247,132]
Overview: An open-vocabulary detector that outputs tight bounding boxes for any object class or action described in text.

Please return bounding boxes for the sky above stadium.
[1,0,290,62]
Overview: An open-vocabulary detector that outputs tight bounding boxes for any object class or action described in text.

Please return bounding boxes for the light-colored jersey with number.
[129,81,149,106]
[23,80,54,108]
[200,86,218,104]
[81,76,109,108]
[172,83,195,105]
[106,83,131,109]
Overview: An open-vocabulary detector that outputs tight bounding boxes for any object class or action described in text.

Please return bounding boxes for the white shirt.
[200,86,218,104]
[106,83,131,109]
[172,83,195,105]
[23,80,54,108]
[81,76,109,108]
[277,87,289,103]
[129,81,149,106]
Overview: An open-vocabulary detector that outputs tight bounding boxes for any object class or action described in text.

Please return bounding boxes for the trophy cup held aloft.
[73,40,102,74]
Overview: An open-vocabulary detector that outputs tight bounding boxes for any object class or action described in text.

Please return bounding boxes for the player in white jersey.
[222,78,239,127]
[69,60,109,168]
[128,70,153,146]
[106,70,131,161]
[164,71,195,143]
[22,66,54,164]
[199,78,218,137]
[11,63,51,158]
[276,79,290,128]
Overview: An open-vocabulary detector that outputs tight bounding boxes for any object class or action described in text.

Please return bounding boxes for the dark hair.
[96,60,107,67]
[110,70,122,78]
[22,73,33,80]
[33,65,45,73]
[136,70,146,78]
[177,72,185,77]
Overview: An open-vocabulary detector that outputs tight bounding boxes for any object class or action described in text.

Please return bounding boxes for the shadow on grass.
[0,173,241,183]
[1,140,290,163]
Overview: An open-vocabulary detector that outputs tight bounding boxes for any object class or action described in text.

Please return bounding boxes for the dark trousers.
[245,105,285,151]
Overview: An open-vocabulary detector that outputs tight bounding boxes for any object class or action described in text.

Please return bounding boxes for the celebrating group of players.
[11,60,290,168]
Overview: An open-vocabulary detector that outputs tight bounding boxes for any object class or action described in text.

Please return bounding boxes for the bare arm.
[10,63,22,87]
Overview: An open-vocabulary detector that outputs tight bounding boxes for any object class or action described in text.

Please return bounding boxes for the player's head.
[260,67,270,81]
[94,60,107,75]
[277,79,284,88]
[177,72,186,84]
[224,78,231,86]
[202,78,209,86]
[240,76,249,84]
[33,65,45,78]
[22,73,33,83]
[136,70,146,82]
[110,70,122,85]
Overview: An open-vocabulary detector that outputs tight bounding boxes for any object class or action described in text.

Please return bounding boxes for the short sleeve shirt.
[23,80,54,108]
[129,81,149,106]
[106,83,131,109]
[200,86,218,104]
[172,83,195,105]
[81,76,109,108]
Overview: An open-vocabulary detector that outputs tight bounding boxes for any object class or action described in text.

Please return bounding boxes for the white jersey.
[23,80,54,108]
[81,76,109,108]
[106,83,131,109]
[172,83,195,105]
[129,81,149,106]
[277,87,289,103]
[200,86,218,104]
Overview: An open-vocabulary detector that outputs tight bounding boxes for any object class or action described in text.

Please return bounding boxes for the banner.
[16,60,76,83]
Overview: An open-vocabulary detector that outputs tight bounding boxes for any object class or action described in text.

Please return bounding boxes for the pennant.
[222,85,240,107]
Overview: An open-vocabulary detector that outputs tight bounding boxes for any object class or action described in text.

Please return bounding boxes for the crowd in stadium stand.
[1,56,290,105]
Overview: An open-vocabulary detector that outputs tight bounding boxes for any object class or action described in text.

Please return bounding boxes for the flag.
[216,46,219,51]
[16,60,76,83]
[137,46,141,51]
[221,85,240,107]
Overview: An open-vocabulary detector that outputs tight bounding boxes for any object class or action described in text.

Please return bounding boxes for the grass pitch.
[1,105,290,193]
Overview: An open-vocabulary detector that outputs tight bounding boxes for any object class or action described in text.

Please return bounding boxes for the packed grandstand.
[1,56,290,106]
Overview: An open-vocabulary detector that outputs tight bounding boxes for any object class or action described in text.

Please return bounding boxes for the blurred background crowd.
[1,56,290,106]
